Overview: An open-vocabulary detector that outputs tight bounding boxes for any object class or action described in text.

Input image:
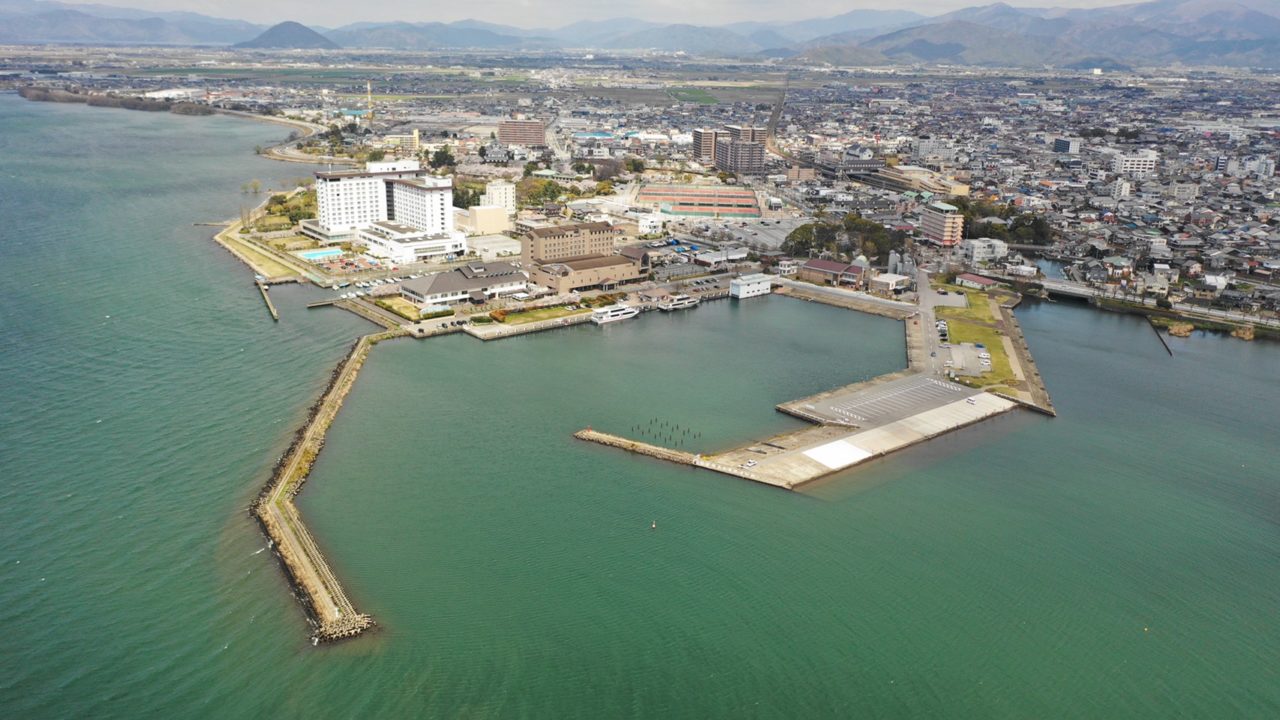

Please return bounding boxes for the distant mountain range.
[4,0,1280,68]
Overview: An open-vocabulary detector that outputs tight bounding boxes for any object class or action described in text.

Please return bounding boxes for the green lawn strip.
[375,297,425,320]
[934,291,995,324]
[668,87,717,104]
[224,236,297,278]
[503,306,592,325]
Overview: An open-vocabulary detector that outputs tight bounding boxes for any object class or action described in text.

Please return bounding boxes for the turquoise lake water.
[1,94,1277,718]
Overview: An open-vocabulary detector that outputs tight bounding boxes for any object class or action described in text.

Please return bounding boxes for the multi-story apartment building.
[713,138,765,175]
[691,128,723,162]
[921,202,964,247]
[1111,150,1159,177]
[725,125,767,143]
[497,118,546,147]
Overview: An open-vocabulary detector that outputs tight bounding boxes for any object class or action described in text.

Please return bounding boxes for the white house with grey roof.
[400,262,528,305]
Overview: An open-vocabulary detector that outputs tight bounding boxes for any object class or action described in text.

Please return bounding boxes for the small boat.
[591,304,640,325]
[658,294,700,311]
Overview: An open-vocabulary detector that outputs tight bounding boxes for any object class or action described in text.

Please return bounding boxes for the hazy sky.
[97,1,1136,28]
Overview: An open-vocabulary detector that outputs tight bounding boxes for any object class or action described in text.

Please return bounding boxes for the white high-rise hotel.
[303,160,467,264]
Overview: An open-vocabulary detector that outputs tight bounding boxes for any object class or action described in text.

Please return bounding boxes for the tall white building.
[389,177,455,235]
[481,179,516,214]
[305,161,465,257]
[1111,150,1159,177]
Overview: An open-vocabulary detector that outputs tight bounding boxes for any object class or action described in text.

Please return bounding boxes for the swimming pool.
[298,248,344,262]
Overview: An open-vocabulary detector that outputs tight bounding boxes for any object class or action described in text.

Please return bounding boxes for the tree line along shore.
[18,86,213,115]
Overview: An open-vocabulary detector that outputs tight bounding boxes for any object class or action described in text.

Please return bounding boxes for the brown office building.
[522,222,643,293]
[497,118,547,147]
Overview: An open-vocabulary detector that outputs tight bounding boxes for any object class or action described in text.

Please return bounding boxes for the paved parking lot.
[947,343,990,376]
[804,374,980,427]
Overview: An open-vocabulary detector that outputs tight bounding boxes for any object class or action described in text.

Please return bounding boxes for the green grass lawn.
[375,297,425,320]
[668,87,718,104]
[936,293,1017,387]
[502,306,591,325]
[266,235,317,251]
[255,216,293,232]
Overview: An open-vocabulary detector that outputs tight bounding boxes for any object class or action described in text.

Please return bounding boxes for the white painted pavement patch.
[803,440,873,470]
[800,394,1017,473]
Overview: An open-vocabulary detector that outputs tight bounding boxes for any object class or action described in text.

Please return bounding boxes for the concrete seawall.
[772,283,915,320]
[464,312,594,340]
[252,330,404,642]
[995,300,1057,416]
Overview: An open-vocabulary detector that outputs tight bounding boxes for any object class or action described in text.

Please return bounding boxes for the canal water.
[2,95,1278,718]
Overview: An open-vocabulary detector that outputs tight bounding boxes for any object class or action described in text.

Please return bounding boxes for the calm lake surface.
[1,95,1277,718]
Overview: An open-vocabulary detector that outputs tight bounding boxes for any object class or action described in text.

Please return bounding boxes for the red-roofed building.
[956,273,998,290]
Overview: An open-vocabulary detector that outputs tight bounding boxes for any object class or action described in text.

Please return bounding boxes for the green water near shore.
[1,95,1278,718]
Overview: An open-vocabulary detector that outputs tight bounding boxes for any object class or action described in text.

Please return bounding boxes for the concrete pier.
[574,429,791,489]
[257,281,279,322]
[332,299,404,331]
[576,287,1041,489]
[578,377,1017,490]
[463,312,594,340]
[251,331,404,642]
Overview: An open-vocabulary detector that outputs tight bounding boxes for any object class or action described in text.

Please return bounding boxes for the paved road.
[545,117,571,162]
[914,269,952,376]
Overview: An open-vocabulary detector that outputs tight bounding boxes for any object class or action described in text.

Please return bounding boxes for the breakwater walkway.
[257,281,278,321]
[252,328,405,642]
[464,312,594,340]
[574,429,788,489]
[577,381,1017,490]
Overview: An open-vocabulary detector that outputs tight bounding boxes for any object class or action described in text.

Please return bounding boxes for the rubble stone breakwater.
[251,329,404,642]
